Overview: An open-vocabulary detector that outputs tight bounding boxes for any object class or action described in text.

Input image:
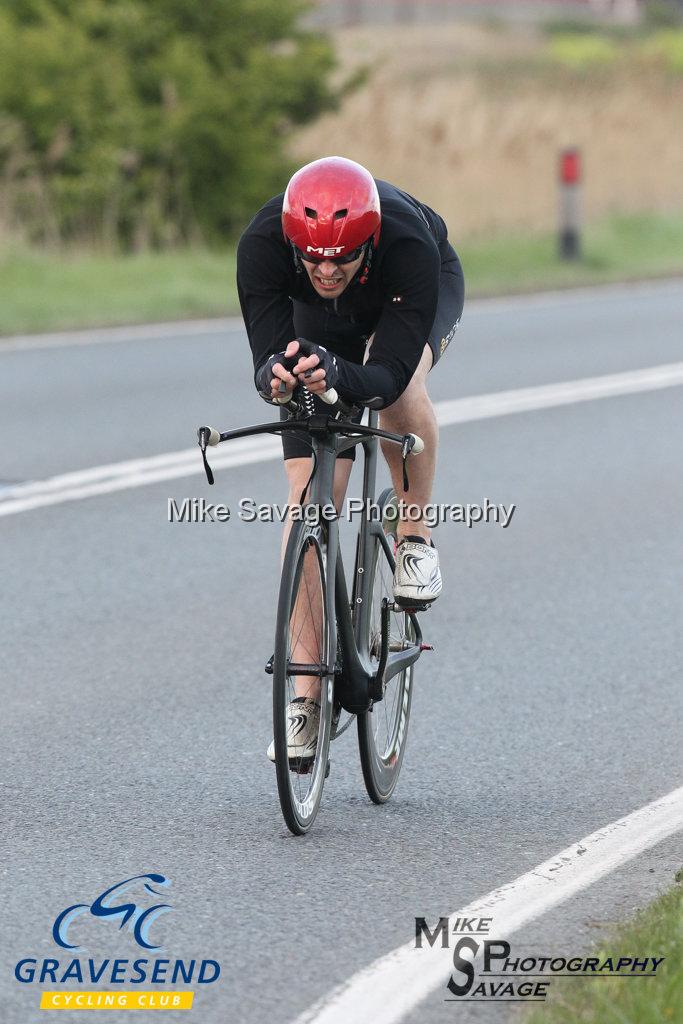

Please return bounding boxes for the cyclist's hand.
[292,340,339,395]
[255,343,298,402]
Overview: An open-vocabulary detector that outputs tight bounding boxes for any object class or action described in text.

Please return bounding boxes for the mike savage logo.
[414,917,666,1004]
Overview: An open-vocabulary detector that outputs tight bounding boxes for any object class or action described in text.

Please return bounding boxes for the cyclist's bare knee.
[285,458,313,503]
[381,344,433,424]
[333,459,353,511]
[284,456,352,513]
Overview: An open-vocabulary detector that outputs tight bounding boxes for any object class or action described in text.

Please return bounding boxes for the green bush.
[643,0,683,29]
[543,16,607,36]
[548,34,620,69]
[639,28,683,71]
[0,0,339,248]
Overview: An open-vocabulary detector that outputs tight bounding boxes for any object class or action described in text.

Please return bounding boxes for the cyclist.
[236,156,464,760]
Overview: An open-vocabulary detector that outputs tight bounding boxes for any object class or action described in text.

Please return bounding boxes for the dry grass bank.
[289,23,683,238]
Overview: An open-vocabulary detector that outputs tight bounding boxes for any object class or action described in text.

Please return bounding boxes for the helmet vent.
[334,208,348,219]
[304,207,317,219]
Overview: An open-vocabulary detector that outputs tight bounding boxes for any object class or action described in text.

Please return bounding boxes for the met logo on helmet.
[306,245,344,256]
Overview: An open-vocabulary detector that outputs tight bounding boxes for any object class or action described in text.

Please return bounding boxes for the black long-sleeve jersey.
[237,179,451,407]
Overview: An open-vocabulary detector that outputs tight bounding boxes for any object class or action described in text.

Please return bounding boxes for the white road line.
[0,439,283,517]
[2,360,683,518]
[436,361,683,424]
[0,433,273,499]
[0,317,245,353]
[2,278,682,353]
[292,786,683,1024]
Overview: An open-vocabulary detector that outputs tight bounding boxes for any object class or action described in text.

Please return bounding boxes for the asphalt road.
[1,280,682,1023]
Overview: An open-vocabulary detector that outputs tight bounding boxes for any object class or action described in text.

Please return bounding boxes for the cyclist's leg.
[376,246,464,543]
[378,345,437,543]
[280,456,353,703]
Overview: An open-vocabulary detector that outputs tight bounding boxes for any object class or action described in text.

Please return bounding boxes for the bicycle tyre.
[357,488,415,804]
[273,518,334,834]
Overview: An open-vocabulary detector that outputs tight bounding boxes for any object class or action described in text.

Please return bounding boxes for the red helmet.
[282,156,381,259]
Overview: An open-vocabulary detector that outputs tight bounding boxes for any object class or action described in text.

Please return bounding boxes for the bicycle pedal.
[288,758,330,778]
[390,599,432,613]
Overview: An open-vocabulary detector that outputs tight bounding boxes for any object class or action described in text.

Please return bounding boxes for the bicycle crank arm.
[264,654,332,676]
[283,661,333,677]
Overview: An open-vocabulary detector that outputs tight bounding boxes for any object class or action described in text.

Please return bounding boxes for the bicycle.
[197,347,432,835]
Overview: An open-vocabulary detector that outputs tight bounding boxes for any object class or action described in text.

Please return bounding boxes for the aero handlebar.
[198,339,425,487]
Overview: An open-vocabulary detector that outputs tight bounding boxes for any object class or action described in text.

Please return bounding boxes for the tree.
[0,0,339,247]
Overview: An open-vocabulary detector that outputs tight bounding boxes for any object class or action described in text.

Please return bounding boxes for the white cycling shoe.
[393,535,442,605]
[267,697,320,763]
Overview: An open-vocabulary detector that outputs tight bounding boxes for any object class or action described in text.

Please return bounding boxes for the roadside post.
[559,147,582,260]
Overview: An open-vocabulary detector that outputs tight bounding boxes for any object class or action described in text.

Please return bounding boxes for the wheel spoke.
[274,523,333,833]
[357,489,415,804]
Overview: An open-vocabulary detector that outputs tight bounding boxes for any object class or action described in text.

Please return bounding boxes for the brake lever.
[197,426,220,485]
[401,435,412,492]
[400,432,425,491]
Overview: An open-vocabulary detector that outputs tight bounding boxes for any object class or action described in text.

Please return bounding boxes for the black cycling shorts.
[281,244,464,461]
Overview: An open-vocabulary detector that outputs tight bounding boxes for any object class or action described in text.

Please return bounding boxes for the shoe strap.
[399,534,435,547]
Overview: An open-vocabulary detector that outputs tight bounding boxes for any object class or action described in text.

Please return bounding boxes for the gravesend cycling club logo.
[14,872,221,1011]
[414,916,666,1004]
[53,873,172,951]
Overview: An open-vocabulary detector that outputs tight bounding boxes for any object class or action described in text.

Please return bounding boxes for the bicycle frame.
[198,403,424,714]
[331,418,423,713]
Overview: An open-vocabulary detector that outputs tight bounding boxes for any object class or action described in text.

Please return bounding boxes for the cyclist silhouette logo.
[52,874,172,951]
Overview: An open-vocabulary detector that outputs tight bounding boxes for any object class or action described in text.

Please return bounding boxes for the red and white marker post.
[559,147,582,260]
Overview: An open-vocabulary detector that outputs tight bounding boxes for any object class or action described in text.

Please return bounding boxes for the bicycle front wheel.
[357,489,415,804]
[273,519,334,835]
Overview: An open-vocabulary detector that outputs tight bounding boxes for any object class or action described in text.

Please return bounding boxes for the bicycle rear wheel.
[357,489,415,804]
[273,518,334,835]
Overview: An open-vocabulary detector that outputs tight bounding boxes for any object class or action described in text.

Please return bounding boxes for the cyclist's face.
[302,252,365,299]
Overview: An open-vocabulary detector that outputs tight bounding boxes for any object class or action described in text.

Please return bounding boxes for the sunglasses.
[296,243,366,266]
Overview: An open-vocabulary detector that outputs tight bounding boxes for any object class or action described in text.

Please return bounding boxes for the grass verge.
[523,879,683,1024]
[461,212,683,297]
[0,247,238,336]
[1,213,682,336]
